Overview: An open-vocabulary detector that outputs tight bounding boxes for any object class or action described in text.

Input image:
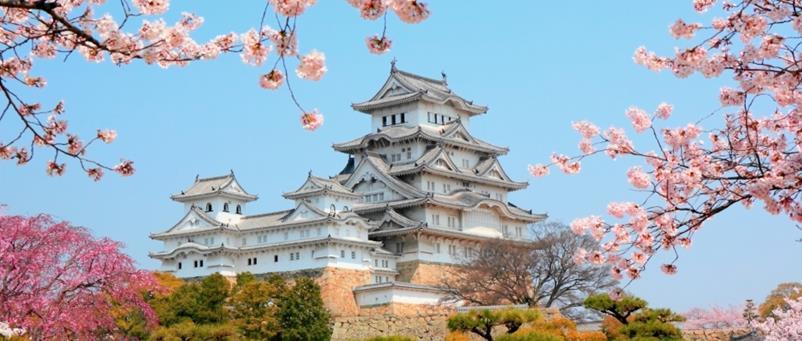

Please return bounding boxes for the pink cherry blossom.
[0,213,159,339]
[366,35,392,54]
[270,0,316,17]
[660,263,678,275]
[626,106,652,133]
[757,295,802,340]
[626,166,651,189]
[527,164,549,177]
[114,160,135,176]
[359,0,386,20]
[684,305,747,330]
[391,0,430,24]
[86,168,104,182]
[301,110,324,131]
[133,0,170,15]
[260,70,284,90]
[693,0,716,13]
[240,29,270,66]
[97,129,117,143]
[670,19,701,39]
[46,161,65,176]
[571,120,600,138]
[296,50,327,81]
[655,102,673,120]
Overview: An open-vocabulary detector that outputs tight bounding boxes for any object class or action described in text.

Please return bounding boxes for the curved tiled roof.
[351,67,487,115]
[332,120,508,155]
[283,173,360,199]
[171,171,257,202]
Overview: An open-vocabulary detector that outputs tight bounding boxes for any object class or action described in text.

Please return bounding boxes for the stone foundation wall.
[396,260,461,286]
[317,267,373,317]
[331,305,451,341]
[682,328,755,341]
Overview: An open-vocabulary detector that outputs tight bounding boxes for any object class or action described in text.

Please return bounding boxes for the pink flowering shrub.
[683,306,747,330]
[0,0,428,179]
[530,0,802,279]
[757,295,802,341]
[0,212,159,339]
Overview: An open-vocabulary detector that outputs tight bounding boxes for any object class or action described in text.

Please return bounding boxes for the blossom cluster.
[529,0,802,280]
[0,0,429,180]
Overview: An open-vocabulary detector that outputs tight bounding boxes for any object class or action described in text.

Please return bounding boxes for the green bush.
[497,331,564,341]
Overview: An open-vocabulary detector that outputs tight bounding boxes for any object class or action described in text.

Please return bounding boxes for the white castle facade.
[150,65,546,315]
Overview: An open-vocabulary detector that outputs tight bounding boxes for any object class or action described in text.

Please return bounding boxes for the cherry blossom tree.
[0,0,428,180]
[0,212,159,339]
[683,305,747,330]
[530,0,802,281]
[757,295,802,341]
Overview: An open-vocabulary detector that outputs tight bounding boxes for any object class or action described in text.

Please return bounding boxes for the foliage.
[529,0,802,279]
[444,331,472,341]
[442,222,616,317]
[154,273,230,327]
[229,277,282,340]
[0,213,158,339]
[683,305,746,330]
[584,293,647,325]
[599,316,624,341]
[756,294,802,341]
[496,332,563,341]
[447,308,540,341]
[276,276,332,341]
[619,308,684,341]
[507,313,607,341]
[759,282,802,318]
[148,321,239,341]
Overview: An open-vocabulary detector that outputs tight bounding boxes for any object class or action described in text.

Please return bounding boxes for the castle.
[149,64,546,316]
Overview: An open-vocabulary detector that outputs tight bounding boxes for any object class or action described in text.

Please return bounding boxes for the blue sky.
[2,1,800,312]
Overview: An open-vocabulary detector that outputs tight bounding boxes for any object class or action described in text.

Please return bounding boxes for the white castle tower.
[149,65,546,316]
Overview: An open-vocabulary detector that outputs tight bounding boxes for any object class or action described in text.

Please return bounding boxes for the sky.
[1,1,801,312]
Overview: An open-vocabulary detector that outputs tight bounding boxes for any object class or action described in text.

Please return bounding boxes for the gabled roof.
[355,190,546,223]
[150,206,232,239]
[377,207,424,229]
[387,145,528,191]
[351,65,487,115]
[333,120,508,155]
[170,171,257,202]
[235,201,376,231]
[283,172,360,200]
[344,154,424,199]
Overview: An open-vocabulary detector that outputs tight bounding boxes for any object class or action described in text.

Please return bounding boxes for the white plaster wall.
[355,287,443,306]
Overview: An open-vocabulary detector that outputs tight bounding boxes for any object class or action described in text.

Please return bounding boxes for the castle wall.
[331,305,452,341]
[396,260,462,286]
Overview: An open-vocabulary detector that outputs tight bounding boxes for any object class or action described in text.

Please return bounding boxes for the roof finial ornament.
[390,57,397,72]
[308,169,312,177]
[441,70,447,85]
[229,169,234,175]
[194,174,199,182]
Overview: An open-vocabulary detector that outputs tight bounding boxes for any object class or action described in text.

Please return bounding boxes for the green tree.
[620,308,685,341]
[277,277,331,340]
[230,279,283,339]
[447,308,539,341]
[149,320,239,341]
[584,293,647,325]
[154,273,230,326]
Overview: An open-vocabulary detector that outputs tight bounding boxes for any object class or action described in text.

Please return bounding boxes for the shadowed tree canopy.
[442,222,616,316]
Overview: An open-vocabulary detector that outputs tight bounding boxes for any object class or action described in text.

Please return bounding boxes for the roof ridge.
[395,68,446,85]
[242,209,293,219]
[196,173,233,182]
